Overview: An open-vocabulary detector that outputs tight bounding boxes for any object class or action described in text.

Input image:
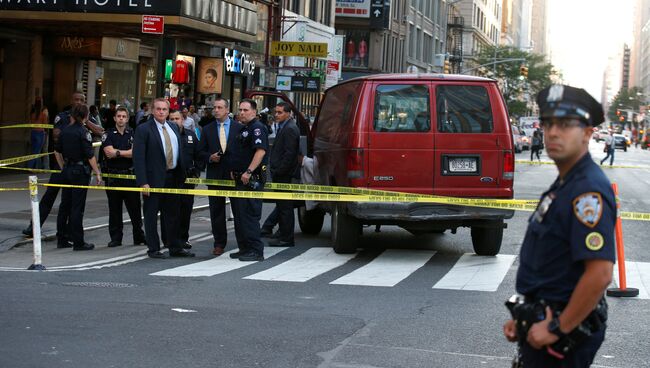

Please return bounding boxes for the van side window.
[373,84,430,133]
[436,85,493,133]
[316,81,362,142]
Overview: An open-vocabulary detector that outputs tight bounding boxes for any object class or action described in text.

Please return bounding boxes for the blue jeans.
[28,131,45,169]
[600,147,615,166]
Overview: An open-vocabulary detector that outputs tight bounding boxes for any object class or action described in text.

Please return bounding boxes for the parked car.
[511,125,524,153]
[612,133,628,151]
[300,74,515,256]
[520,134,530,150]
[595,130,610,143]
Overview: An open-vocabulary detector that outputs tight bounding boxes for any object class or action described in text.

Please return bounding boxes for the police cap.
[536,84,604,126]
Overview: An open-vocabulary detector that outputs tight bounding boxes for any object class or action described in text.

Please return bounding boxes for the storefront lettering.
[0,0,180,15]
[60,37,87,51]
[73,0,152,7]
[224,48,255,76]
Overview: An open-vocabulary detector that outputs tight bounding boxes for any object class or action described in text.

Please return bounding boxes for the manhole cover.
[61,282,136,288]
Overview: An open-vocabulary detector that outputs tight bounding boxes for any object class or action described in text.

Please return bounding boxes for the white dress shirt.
[154,119,179,169]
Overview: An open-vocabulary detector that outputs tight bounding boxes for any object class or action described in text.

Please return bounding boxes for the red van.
[299,74,515,255]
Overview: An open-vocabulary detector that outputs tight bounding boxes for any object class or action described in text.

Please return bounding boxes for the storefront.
[0,0,260,159]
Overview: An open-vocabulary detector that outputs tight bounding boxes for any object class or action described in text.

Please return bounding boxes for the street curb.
[9,203,213,250]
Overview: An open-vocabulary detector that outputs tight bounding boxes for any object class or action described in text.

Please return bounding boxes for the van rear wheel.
[298,206,324,235]
[331,204,359,254]
[471,221,503,256]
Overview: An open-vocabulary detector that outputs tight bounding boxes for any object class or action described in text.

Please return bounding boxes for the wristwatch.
[115,150,121,157]
[548,317,566,339]
[245,169,253,175]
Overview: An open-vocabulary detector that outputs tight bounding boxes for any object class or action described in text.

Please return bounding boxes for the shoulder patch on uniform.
[86,131,92,142]
[585,232,605,251]
[54,115,61,124]
[101,133,107,142]
[254,128,261,136]
[573,192,603,228]
[254,138,262,144]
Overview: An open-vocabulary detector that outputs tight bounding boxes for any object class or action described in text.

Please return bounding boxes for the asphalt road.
[1,140,649,368]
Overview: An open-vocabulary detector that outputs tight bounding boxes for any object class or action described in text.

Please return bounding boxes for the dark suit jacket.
[270,118,300,179]
[197,118,242,180]
[133,117,185,188]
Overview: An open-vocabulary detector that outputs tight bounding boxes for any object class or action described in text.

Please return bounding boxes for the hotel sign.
[0,0,181,15]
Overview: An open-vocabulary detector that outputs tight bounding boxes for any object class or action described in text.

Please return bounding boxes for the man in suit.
[133,98,194,259]
[264,102,300,247]
[197,97,241,256]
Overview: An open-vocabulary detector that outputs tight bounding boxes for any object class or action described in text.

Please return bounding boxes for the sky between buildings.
[548,0,634,99]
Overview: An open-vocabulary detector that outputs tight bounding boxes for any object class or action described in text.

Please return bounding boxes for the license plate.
[449,158,477,172]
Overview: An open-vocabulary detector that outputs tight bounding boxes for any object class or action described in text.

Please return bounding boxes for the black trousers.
[105,177,144,243]
[57,165,90,246]
[37,172,69,238]
[231,182,264,256]
[208,185,229,248]
[143,171,182,253]
[519,325,605,367]
[269,175,295,243]
[178,183,195,242]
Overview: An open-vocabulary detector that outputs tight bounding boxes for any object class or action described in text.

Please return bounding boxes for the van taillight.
[347,148,364,179]
[503,151,514,180]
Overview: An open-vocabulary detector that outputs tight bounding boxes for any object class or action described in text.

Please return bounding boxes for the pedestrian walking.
[101,106,146,248]
[263,102,300,247]
[53,104,103,251]
[600,133,615,166]
[503,84,615,367]
[530,129,543,161]
[197,97,241,256]
[228,99,268,262]
[133,98,194,259]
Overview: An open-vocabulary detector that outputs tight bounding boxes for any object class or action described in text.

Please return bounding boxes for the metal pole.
[27,175,46,270]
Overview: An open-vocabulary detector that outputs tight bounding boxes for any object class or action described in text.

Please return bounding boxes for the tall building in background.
[530,0,548,57]
[455,0,502,71]
[601,52,623,114]
[517,0,532,49]
[622,44,631,90]
[630,0,650,89]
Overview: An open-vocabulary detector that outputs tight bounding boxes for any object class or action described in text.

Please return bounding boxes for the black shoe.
[134,236,147,246]
[238,252,264,262]
[148,251,168,259]
[169,249,195,258]
[229,251,242,259]
[57,239,73,249]
[260,229,273,238]
[183,241,192,250]
[267,238,294,247]
[73,243,95,251]
[22,225,33,237]
[107,241,122,248]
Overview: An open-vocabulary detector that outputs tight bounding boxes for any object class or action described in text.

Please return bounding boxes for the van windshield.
[436,85,493,133]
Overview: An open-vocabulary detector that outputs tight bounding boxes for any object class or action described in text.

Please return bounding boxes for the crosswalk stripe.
[188,232,210,241]
[432,254,516,291]
[612,261,650,299]
[330,249,436,287]
[149,247,287,277]
[244,248,356,282]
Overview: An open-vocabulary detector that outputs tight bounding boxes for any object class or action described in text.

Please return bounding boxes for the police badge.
[242,131,249,138]
[86,131,93,142]
[573,192,603,228]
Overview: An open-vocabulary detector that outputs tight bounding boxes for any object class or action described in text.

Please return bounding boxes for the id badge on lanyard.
[533,193,555,223]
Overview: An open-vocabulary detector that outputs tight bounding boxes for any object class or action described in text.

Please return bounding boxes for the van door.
[433,83,501,197]
[367,82,434,194]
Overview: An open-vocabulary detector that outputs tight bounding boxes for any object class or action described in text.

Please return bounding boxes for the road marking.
[47,249,148,269]
[150,247,287,277]
[188,232,210,241]
[171,308,197,313]
[432,254,516,291]
[612,261,650,299]
[330,249,436,287]
[244,248,356,282]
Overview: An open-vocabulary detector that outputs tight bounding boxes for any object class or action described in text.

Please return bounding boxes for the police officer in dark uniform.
[162,110,204,248]
[101,106,146,247]
[53,104,103,251]
[503,85,616,367]
[228,98,268,262]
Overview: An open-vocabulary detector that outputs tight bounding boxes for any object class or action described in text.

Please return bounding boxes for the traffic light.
[616,110,621,116]
[619,115,625,122]
[519,65,528,78]
[444,60,451,74]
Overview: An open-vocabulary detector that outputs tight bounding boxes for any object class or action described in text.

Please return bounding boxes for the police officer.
[164,109,204,248]
[228,99,268,262]
[53,104,103,251]
[503,85,615,367]
[101,106,146,247]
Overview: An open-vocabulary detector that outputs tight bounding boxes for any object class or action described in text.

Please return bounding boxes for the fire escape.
[447,15,464,74]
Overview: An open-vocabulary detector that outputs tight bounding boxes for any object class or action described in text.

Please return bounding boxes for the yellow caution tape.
[0,124,54,129]
[516,160,555,165]
[516,159,650,170]
[0,187,30,191]
[0,153,50,167]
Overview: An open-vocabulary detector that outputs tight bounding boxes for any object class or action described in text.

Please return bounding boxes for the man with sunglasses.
[503,85,615,367]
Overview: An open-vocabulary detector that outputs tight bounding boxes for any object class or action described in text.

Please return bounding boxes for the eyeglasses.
[540,119,586,130]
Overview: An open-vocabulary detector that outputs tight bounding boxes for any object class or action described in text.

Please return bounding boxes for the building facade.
[0,0,265,159]
[454,0,502,71]
[530,0,548,57]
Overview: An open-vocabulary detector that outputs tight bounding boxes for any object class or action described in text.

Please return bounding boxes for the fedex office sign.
[224,48,255,76]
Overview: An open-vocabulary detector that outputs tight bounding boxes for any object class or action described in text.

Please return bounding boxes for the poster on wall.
[343,30,370,68]
[196,58,224,94]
